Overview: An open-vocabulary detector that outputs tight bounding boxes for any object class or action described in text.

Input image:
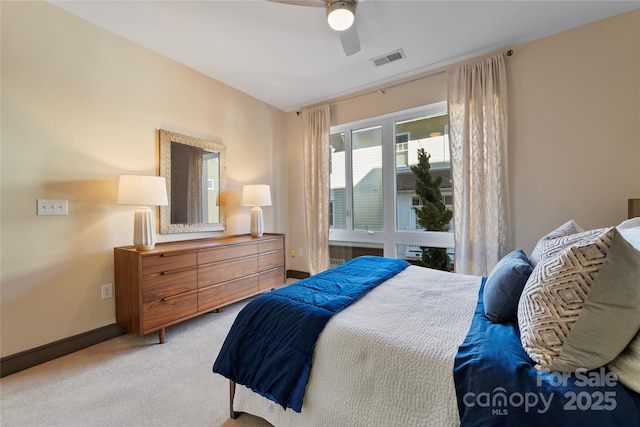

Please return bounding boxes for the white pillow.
[617,217,640,250]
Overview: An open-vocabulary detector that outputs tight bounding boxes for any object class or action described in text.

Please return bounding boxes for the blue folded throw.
[213,256,409,412]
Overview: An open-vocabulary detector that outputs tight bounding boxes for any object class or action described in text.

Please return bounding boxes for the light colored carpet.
[0,298,274,427]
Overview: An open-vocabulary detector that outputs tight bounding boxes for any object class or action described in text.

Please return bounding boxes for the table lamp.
[117,175,168,250]
[242,184,271,237]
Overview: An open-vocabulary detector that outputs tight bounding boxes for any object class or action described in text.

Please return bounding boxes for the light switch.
[37,199,69,216]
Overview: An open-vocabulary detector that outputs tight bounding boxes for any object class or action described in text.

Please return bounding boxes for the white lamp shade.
[327,2,355,31]
[242,185,271,207]
[117,175,168,206]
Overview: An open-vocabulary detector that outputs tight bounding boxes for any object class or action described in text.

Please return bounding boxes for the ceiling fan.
[268,0,362,56]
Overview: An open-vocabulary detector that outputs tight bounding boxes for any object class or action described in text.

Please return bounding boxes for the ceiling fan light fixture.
[327,1,355,31]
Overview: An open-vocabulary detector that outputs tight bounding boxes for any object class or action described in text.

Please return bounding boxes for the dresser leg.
[158,328,165,344]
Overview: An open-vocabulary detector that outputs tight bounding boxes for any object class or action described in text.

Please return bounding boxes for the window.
[329,132,346,230]
[352,126,383,231]
[395,133,409,167]
[395,114,451,232]
[329,102,454,267]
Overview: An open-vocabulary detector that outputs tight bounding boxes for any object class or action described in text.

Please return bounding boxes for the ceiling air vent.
[371,49,406,67]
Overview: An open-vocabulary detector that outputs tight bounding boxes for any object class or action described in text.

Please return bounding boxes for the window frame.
[329,101,454,259]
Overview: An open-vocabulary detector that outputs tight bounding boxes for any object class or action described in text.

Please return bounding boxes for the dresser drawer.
[198,275,259,311]
[259,249,284,271]
[142,251,197,275]
[142,268,198,303]
[259,238,283,253]
[198,256,259,287]
[142,291,198,331]
[198,243,257,265]
[259,266,285,291]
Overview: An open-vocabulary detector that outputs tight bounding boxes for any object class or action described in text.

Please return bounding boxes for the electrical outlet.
[297,248,303,257]
[101,284,113,300]
[37,199,68,216]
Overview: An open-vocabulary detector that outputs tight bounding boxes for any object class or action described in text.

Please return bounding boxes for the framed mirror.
[159,129,226,234]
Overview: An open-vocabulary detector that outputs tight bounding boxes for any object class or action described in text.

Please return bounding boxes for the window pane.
[329,241,384,267]
[352,126,383,231]
[330,132,346,230]
[395,114,452,232]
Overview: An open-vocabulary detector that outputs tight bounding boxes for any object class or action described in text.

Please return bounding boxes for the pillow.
[483,249,533,324]
[518,227,640,372]
[529,220,584,267]
[617,217,640,250]
[618,217,640,230]
[608,330,640,393]
[529,221,606,268]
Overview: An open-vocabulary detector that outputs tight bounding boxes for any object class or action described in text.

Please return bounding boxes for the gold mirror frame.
[159,129,226,234]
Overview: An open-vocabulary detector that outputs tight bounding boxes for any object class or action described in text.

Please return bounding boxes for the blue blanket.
[454,281,640,426]
[213,256,409,412]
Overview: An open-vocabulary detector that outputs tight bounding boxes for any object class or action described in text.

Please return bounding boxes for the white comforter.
[233,265,482,426]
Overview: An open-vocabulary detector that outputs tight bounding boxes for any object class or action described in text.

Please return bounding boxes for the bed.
[213,219,640,426]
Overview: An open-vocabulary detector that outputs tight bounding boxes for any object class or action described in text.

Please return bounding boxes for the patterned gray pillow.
[529,220,606,267]
[529,220,584,267]
[518,227,640,372]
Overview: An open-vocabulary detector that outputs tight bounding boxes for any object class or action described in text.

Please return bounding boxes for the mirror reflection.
[159,129,226,233]
[170,142,220,224]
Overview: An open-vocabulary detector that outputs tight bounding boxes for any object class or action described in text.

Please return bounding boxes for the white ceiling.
[50,0,639,112]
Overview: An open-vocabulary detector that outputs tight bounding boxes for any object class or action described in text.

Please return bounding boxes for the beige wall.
[2,2,638,358]
[286,9,639,272]
[0,1,287,357]
[508,9,639,251]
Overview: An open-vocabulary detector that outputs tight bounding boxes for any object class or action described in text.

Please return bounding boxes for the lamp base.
[250,206,264,238]
[133,206,157,250]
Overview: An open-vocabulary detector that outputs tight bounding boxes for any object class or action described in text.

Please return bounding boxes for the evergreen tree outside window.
[410,148,453,271]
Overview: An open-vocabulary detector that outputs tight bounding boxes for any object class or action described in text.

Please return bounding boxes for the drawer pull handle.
[161,289,198,302]
[159,266,196,276]
[159,252,194,258]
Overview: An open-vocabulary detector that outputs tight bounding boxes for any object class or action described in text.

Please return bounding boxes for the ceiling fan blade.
[340,25,361,56]
[266,0,325,7]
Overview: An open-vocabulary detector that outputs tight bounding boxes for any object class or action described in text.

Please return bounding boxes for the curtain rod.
[296,49,513,115]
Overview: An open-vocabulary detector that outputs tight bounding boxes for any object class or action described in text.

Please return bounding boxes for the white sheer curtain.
[447,54,511,276]
[302,105,330,275]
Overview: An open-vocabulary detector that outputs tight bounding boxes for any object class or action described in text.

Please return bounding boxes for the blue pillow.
[483,249,533,324]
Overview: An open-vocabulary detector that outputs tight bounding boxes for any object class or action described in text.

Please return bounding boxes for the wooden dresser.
[114,233,285,343]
